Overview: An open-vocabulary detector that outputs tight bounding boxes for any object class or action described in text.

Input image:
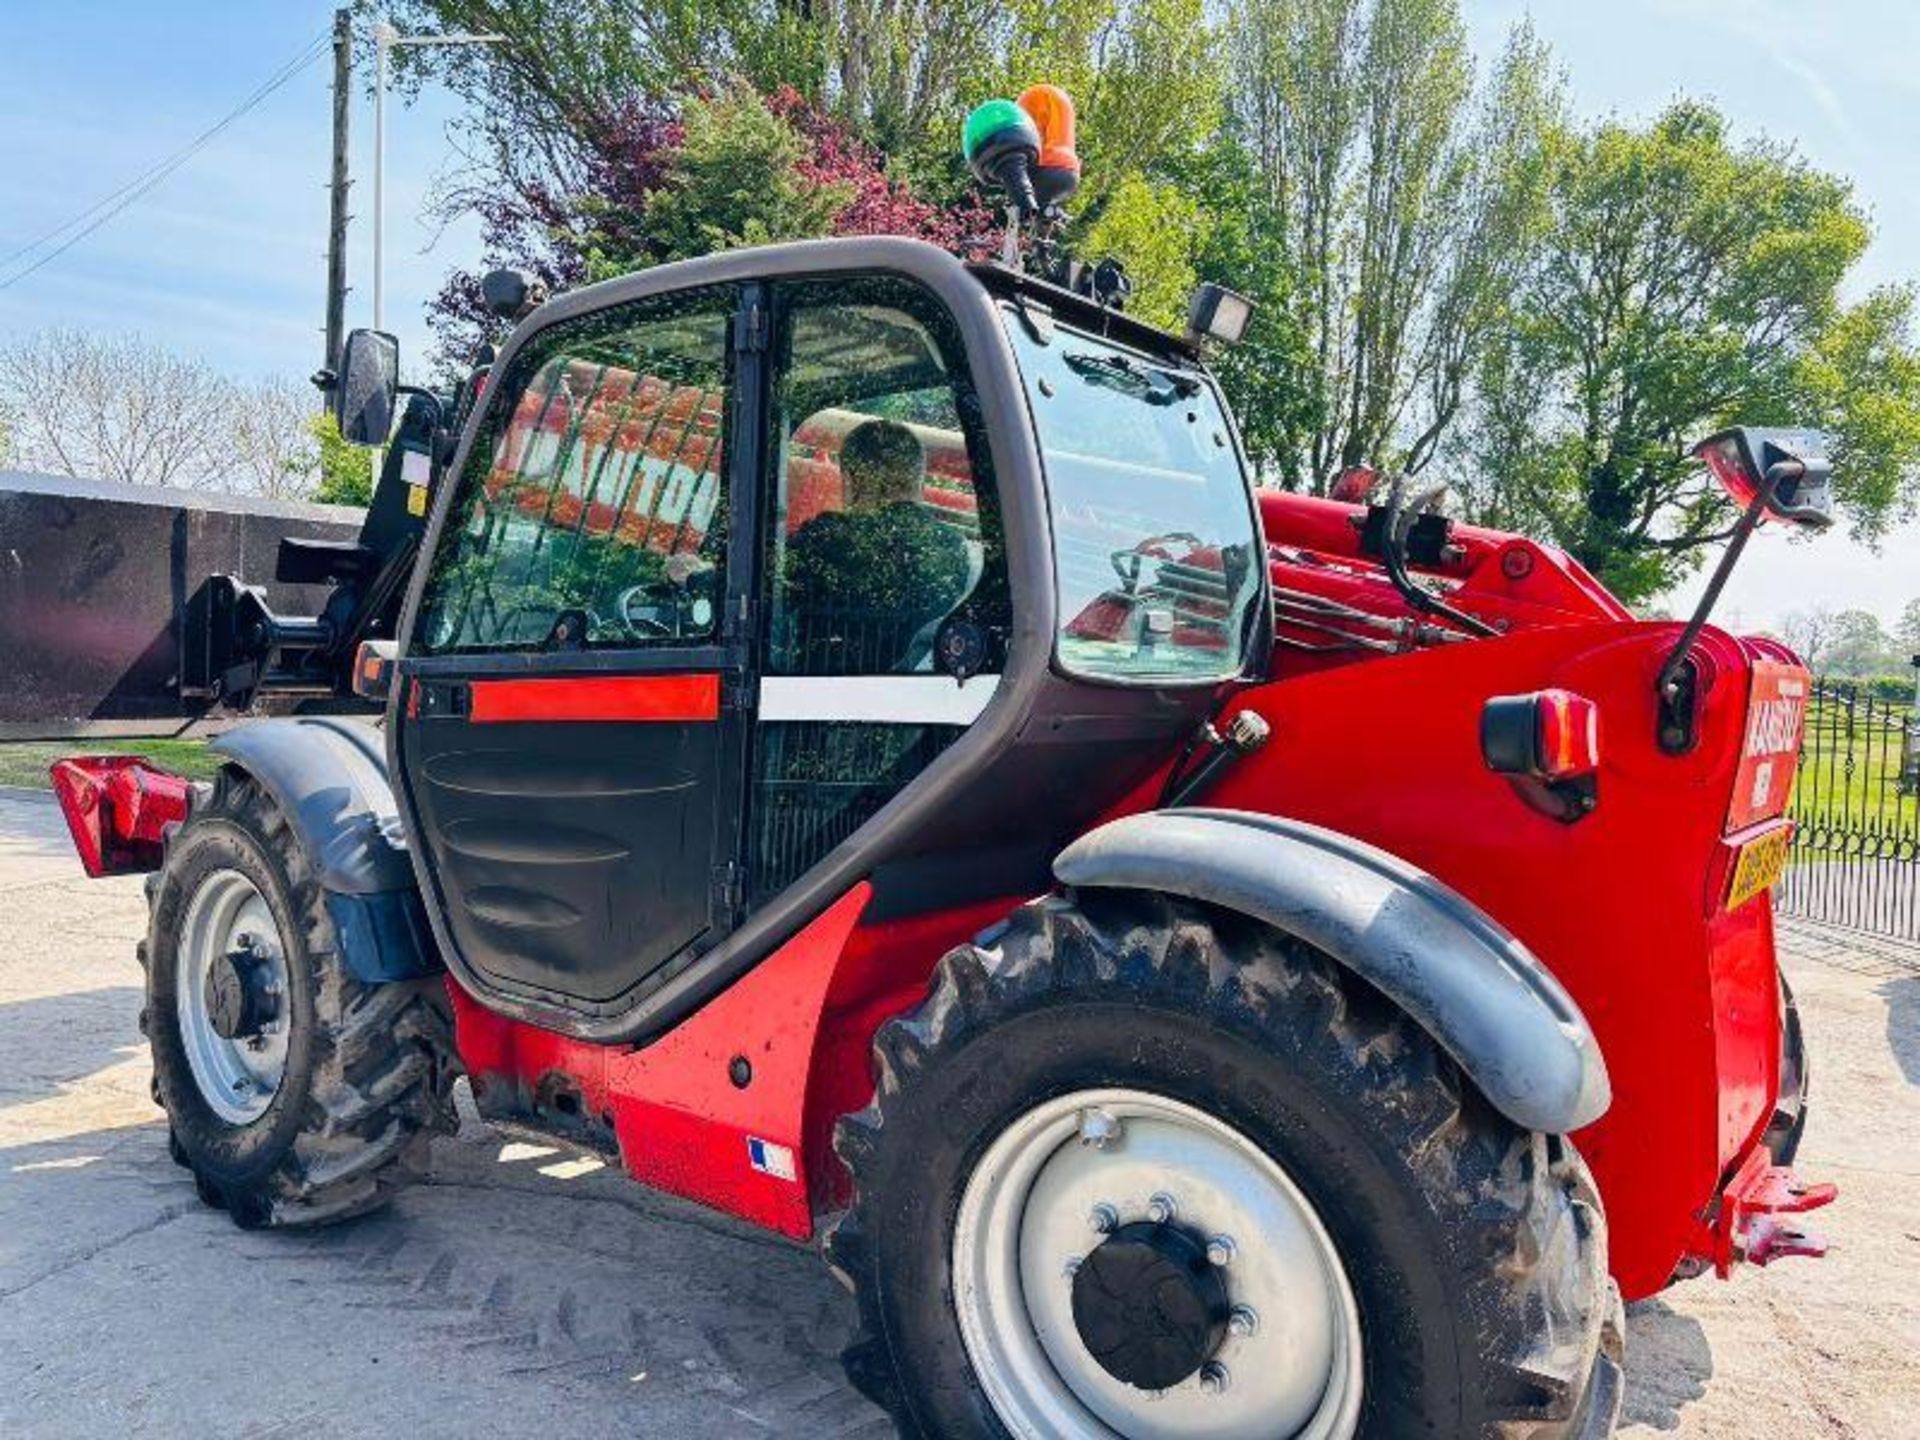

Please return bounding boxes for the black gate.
[1778,677,1920,939]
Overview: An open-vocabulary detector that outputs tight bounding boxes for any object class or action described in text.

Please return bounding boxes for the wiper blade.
[1063,350,1201,404]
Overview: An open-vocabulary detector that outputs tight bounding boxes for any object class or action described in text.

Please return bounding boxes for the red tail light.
[48,756,192,878]
[1483,689,1601,781]
[1536,690,1601,780]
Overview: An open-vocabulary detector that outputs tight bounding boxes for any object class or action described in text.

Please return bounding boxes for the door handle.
[415,680,471,719]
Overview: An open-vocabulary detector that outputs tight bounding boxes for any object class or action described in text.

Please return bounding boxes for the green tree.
[310,412,374,507]
[1224,0,1563,489]
[1168,121,1319,482]
[1895,597,1920,654]
[1468,102,1920,603]
[1822,608,1897,678]
[630,83,854,270]
[1072,175,1205,330]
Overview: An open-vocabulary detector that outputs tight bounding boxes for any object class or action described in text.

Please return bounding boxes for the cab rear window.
[1004,315,1263,683]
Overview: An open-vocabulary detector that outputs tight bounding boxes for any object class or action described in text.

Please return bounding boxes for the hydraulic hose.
[1379,475,1499,639]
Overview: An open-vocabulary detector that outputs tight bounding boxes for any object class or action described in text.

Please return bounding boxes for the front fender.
[1053,808,1610,1135]
[210,717,436,982]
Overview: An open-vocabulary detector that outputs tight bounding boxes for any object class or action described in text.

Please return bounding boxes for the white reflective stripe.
[758,675,999,726]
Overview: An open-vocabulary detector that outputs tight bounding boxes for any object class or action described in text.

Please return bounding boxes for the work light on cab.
[1187,281,1255,347]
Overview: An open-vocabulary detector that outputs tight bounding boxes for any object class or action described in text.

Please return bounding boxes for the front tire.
[826,889,1621,1438]
[143,768,454,1228]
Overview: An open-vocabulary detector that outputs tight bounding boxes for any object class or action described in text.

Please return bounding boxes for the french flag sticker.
[747,1136,798,1182]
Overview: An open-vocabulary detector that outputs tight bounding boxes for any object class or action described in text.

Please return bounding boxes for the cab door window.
[764,281,1005,677]
[750,276,1007,903]
[413,289,732,654]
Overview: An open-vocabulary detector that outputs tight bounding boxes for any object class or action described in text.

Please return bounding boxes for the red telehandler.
[48,89,1835,1439]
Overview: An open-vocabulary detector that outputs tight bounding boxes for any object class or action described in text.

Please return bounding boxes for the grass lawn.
[1791,696,1917,838]
[0,738,224,790]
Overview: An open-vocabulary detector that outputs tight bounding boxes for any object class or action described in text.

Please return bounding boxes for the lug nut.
[1199,1362,1231,1395]
[1228,1305,1259,1338]
[1089,1202,1119,1234]
[1078,1108,1121,1149]
[1146,1192,1177,1225]
[1207,1236,1236,1268]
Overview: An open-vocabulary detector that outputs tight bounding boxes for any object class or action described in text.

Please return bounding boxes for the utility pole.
[322,7,352,370]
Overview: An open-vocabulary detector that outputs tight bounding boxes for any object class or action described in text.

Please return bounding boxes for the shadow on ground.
[1881,973,1920,1085]
[0,1107,885,1436]
[0,791,80,861]
[1622,1299,1713,1431]
[0,985,144,1109]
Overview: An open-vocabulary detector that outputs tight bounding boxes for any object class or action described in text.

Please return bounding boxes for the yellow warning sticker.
[406,484,428,517]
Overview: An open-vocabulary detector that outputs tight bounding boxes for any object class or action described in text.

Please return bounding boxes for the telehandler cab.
[49,89,1837,1440]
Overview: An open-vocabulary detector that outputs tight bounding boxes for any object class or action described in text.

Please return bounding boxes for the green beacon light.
[962,99,1042,217]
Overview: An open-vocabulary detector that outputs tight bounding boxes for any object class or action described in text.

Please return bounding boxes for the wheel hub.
[203,936,281,1041]
[1070,1220,1229,1390]
[176,871,291,1124]
[952,1088,1364,1439]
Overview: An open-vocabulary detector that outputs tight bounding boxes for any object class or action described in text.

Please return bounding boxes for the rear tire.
[1763,969,1809,1167]
[826,888,1621,1438]
[144,768,454,1228]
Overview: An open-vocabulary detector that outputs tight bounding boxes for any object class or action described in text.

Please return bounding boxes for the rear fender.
[210,717,438,982]
[1054,808,1610,1135]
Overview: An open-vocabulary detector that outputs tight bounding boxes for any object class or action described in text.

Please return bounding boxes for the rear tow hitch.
[1713,1147,1837,1276]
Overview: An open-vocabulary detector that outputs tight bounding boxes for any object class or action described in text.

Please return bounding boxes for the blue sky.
[2,0,1915,630]
[0,1,472,377]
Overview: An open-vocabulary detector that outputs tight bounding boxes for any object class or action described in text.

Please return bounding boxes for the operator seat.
[781,419,972,675]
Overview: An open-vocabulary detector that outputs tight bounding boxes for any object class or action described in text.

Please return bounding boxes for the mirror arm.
[1654,458,1804,752]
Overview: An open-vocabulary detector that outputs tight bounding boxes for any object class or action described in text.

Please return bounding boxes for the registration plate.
[1727,826,1793,912]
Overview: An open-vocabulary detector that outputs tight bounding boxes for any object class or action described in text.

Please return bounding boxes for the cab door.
[392,285,762,1013]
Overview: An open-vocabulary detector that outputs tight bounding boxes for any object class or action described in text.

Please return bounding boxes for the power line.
[0,29,331,292]
[0,29,329,276]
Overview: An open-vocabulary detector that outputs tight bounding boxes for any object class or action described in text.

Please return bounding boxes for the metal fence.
[1777,677,1920,939]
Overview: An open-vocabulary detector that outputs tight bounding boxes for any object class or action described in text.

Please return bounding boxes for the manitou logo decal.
[1727,664,1809,831]
[1744,680,1807,758]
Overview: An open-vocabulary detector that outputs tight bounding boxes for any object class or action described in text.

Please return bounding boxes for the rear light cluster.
[1482,689,1601,823]
[1482,689,1600,781]
[48,756,192,877]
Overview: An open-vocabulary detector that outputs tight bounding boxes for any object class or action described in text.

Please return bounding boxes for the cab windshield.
[1004,312,1263,683]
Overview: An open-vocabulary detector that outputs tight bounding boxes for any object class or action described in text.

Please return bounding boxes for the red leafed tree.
[428,87,990,366]
[767,87,990,254]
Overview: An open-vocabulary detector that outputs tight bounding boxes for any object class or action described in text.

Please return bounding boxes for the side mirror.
[334,328,400,447]
[1695,426,1835,531]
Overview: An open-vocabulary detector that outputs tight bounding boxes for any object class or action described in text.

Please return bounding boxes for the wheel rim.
[952,1088,1363,1440]
[175,868,290,1125]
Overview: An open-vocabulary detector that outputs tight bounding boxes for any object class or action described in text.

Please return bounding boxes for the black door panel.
[407,710,722,1004]
[392,285,752,1016]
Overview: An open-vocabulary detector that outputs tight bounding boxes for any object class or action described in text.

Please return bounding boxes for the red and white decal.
[1727,661,1808,831]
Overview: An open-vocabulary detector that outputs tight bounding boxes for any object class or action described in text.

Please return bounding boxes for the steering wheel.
[618,581,680,639]
[618,554,717,641]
